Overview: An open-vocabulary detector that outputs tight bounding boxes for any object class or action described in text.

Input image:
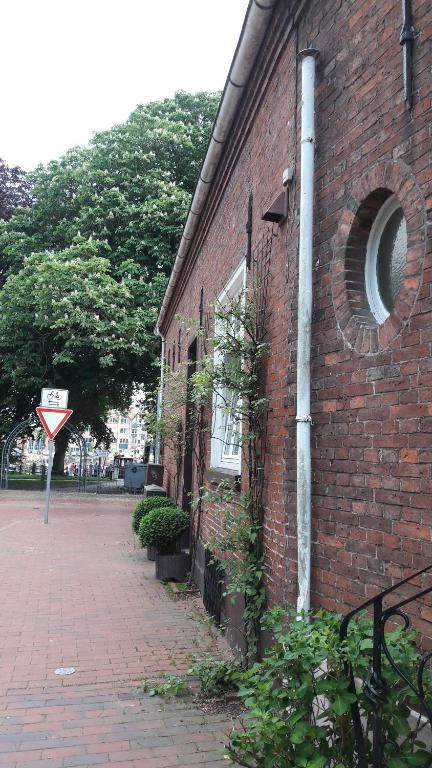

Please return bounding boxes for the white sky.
[1,0,249,171]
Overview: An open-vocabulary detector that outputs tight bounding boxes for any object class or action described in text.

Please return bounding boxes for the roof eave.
[156,0,278,334]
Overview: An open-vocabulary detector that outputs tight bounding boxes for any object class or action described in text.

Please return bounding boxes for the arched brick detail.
[331,160,427,354]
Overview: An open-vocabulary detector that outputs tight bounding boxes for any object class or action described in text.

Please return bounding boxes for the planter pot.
[147,542,179,560]
[155,551,190,582]
[147,545,158,561]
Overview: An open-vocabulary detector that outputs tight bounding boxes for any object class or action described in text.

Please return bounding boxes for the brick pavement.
[0,492,236,766]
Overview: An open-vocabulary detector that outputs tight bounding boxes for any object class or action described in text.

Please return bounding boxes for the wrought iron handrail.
[340,563,432,767]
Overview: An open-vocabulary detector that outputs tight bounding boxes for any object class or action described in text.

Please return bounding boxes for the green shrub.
[189,657,241,696]
[226,607,432,768]
[132,496,175,534]
[141,675,187,698]
[138,506,189,551]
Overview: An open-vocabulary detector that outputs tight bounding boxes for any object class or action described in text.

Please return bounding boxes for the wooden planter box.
[147,545,157,561]
[155,551,190,582]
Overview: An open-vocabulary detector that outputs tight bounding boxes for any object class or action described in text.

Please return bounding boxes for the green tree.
[0,91,219,470]
[0,241,164,470]
[0,91,219,278]
[0,158,32,222]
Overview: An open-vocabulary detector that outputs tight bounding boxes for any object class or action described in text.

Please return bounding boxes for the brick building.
[156,0,431,637]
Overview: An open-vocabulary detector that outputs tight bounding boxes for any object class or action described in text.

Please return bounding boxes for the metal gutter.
[156,0,278,333]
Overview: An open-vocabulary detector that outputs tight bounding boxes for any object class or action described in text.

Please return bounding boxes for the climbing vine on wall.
[155,230,274,664]
[190,231,273,663]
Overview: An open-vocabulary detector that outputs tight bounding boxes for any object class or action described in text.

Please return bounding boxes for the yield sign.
[36,407,73,440]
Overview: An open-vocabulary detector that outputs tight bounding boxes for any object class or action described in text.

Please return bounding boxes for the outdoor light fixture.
[262,189,288,224]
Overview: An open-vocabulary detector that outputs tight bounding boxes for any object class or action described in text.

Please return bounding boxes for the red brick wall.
[161,0,432,619]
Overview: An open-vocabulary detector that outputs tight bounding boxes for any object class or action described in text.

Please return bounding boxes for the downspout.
[154,331,165,465]
[296,48,319,615]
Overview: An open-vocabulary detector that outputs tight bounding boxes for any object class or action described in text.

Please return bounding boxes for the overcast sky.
[1,0,249,171]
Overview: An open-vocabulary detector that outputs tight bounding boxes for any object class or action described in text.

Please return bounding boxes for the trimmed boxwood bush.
[132,496,175,534]
[138,506,189,552]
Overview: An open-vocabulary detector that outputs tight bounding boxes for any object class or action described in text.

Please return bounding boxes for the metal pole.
[154,333,165,465]
[44,440,53,524]
[371,597,384,768]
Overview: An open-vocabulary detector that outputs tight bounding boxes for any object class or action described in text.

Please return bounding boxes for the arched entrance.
[0,418,88,491]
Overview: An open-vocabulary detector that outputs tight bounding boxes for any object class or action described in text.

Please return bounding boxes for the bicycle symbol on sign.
[47,391,62,407]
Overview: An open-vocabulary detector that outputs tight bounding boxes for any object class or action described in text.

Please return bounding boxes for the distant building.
[106,408,148,461]
[22,407,148,467]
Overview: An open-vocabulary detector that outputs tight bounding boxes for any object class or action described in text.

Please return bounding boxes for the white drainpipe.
[296,48,319,615]
[154,332,165,465]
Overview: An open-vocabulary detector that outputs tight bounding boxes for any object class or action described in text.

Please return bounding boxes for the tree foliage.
[0,91,220,451]
[0,159,32,222]
[0,242,160,433]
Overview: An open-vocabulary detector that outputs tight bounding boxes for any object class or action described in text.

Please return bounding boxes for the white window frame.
[210,260,246,472]
[365,194,407,325]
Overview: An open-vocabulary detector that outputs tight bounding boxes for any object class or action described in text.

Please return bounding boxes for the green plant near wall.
[132,496,175,534]
[226,607,432,768]
[136,607,432,767]
[138,506,189,552]
[152,242,272,665]
[189,656,241,696]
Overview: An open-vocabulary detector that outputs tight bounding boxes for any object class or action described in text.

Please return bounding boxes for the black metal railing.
[340,563,432,767]
[203,548,224,626]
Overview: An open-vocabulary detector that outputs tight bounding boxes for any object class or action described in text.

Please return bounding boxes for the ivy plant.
[226,608,432,768]
[189,258,271,664]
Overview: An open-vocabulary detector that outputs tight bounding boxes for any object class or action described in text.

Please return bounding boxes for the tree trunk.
[52,430,70,475]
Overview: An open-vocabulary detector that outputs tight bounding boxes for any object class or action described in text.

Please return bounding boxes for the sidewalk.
[0,492,236,766]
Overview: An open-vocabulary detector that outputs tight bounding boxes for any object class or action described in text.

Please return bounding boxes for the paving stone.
[0,492,234,765]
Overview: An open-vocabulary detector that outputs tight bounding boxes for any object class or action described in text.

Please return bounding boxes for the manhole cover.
[54,667,76,676]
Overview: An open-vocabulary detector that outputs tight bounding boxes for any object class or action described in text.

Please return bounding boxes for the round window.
[365,195,407,324]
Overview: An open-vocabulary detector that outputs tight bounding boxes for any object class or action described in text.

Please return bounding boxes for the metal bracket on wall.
[400,0,415,110]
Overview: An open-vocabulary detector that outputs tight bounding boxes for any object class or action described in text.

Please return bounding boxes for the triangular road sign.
[36,407,73,440]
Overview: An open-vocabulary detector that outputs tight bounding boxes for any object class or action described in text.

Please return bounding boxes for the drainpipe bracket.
[400,23,415,44]
[296,415,313,424]
[297,48,320,62]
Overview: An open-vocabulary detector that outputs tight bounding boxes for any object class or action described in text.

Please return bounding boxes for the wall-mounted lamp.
[262,166,294,224]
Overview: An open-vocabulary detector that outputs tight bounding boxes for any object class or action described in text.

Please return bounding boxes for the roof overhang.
[156,0,278,334]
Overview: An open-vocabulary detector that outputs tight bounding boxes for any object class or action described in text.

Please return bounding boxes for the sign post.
[44,440,54,524]
[36,390,72,525]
